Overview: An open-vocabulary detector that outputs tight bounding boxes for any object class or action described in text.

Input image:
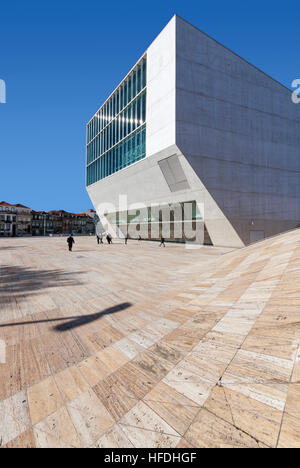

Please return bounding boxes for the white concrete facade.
[87,15,300,247]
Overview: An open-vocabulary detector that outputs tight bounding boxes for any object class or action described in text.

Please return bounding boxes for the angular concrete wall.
[146,16,176,157]
[175,16,300,245]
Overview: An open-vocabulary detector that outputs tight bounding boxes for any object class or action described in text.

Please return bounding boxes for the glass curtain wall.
[86,57,147,186]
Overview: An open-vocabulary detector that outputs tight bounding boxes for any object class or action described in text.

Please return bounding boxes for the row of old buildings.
[0,202,97,237]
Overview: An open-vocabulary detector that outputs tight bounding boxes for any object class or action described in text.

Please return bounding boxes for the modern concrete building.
[86,15,300,247]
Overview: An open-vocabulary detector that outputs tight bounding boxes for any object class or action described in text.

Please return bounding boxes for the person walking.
[67,234,75,252]
[125,234,128,245]
[160,236,166,248]
[138,235,142,242]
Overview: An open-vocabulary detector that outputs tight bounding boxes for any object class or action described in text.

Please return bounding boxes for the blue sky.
[0,0,298,213]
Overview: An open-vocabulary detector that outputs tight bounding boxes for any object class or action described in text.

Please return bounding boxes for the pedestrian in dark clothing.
[160,237,166,248]
[106,233,113,244]
[125,234,128,245]
[138,235,142,242]
[67,234,75,252]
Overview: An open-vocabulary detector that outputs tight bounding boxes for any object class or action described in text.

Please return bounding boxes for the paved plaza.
[0,234,299,448]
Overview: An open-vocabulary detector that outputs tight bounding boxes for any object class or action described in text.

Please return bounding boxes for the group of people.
[100,234,166,247]
[67,233,166,251]
[96,233,113,245]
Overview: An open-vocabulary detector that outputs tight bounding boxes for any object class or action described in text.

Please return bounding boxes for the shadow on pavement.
[0,302,132,332]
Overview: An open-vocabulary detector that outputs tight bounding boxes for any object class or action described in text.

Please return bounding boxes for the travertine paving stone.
[0,391,30,446]
[3,429,36,449]
[27,376,64,425]
[119,401,181,440]
[67,389,114,446]
[204,386,282,447]
[185,408,266,448]
[34,407,81,448]
[93,375,138,421]
[54,366,90,403]
[93,424,134,448]
[277,412,300,448]
[0,235,300,448]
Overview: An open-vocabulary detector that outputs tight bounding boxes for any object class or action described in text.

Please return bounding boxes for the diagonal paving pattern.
[0,233,299,448]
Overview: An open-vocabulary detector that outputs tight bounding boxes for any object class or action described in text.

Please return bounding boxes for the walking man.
[160,236,166,248]
[67,234,75,252]
[125,234,129,245]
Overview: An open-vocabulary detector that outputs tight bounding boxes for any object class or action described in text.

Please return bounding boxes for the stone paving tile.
[3,429,36,448]
[163,328,200,354]
[179,352,228,383]
[119,401,180,438]
[277,413,300,448]
[128,329,157,349]
[132,350,174,383]
[113,337,145,359]
[118,425,181,448]
[0,337,51,401]
[164,308,195,324]
[0,235,300,447]
[144,395,199,436]
[143,381,198,407]
[0,315,40,346]
[93,375,138,422]
[204,385,282,447]
[95,346,130,372]
[114,362,158,400]
[54,366,90,403]
[34,406,81,448]
[284,383,300,420]
[67,389,114,446]
[0,390,30,447]
[185,409,266,448]
[163,365,216,406]
[27,376,64,425]
[41,331,91,374]
[242,330,298,361]
[93,424,134,448]
[221,350,293,411]
[76,355,111,387]
[147,341,184,366]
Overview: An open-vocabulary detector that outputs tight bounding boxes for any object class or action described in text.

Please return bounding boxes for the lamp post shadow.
[0,302,132,332]
[53,302,132,332]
